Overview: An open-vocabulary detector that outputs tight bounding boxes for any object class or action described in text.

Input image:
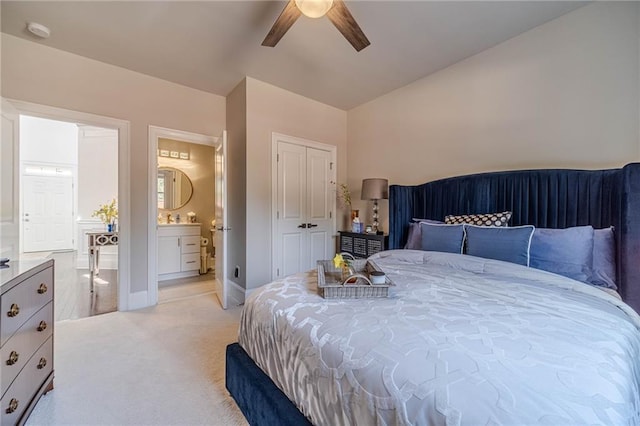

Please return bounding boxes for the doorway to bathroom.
[148,126,228,307]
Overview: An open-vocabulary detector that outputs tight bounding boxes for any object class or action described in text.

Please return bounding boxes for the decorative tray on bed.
[317,256,392,299]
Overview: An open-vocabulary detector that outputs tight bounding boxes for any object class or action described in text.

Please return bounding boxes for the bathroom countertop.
[157,223,201,226]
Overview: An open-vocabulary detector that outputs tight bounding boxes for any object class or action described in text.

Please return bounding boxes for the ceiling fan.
[262,0,370,52]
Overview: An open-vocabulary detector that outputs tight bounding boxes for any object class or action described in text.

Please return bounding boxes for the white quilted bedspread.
[239,250,640,425]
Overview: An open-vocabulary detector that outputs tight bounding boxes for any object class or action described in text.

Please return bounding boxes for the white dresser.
[0,258,54,425]
[158,224,201,281]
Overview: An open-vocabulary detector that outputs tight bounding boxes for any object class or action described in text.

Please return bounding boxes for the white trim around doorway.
[6,99,132,311]
[148,126,217,306]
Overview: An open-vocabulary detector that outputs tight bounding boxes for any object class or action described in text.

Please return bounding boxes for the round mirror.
[157,167,193,210]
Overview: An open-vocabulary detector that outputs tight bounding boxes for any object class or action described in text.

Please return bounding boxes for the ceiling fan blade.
[262,0,302,47]
[326,0,370,52]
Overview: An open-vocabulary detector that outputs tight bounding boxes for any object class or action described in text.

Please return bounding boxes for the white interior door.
[0,99,19,256]
[275,139,334,278]
[277,142,308,277]
[305,147,333,270]
[214,130,228,309]
[23,174,74,252]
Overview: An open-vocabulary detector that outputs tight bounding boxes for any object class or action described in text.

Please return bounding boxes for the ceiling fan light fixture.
[295,0,334,18]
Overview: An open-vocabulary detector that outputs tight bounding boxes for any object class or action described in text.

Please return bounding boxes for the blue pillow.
[465,225,535,266]
[529,226,594,282]
[405,219,444,249]
[420,223,465,254]
[589,227,617,289]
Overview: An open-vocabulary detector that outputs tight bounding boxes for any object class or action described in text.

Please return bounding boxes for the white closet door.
[305,147,332,271]
[276,142,308,278]
[275,140,333,278]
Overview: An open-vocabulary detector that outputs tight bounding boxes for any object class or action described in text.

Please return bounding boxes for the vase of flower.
[341,264,354,281]
[333,253,355,282]
[93,198,118,232]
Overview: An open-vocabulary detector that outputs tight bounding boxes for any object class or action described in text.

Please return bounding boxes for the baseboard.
[128,290,150,310]
[158,270,199,282]
[228,280,245,306]
[244,284,265,301]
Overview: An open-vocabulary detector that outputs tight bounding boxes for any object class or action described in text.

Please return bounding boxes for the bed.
[226,163,640,425]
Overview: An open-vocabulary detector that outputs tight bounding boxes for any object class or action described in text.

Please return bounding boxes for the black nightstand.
[339,231,388,259]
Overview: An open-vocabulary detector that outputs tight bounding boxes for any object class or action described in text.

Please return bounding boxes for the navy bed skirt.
[225,343,312,426]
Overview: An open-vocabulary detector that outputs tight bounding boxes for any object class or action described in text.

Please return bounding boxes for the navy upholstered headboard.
[389,163,640,313]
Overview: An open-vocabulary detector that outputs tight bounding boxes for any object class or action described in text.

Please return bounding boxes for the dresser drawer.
[181,236,200,254]
[1,302,53,398]
[1,336,53,426]
[1,268,53,347]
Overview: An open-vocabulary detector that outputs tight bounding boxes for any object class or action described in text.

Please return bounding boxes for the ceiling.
[1,1,587,110]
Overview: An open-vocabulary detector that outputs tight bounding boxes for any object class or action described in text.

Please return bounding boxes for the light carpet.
[158,280,216,305]
[26,293,248,425]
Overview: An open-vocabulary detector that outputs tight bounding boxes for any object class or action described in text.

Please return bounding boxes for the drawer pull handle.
[7,303,19,317]
[6,351,19,366]
[37,283,48,294]
[6,398,18,414]
[37,321,47,332]
[37,357,47,369]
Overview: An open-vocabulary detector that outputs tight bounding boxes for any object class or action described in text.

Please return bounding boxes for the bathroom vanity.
[157,224,201,281]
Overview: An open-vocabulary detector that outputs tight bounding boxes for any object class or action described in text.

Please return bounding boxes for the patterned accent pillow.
[444,211,512,227]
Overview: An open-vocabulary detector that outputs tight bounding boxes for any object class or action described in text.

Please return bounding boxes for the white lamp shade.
[294,0,334,18]
[361,178,389,200]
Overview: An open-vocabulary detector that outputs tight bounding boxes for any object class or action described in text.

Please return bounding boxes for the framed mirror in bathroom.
[157,167,194,210]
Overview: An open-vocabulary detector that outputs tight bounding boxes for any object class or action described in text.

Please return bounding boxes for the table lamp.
[361,178,389,234]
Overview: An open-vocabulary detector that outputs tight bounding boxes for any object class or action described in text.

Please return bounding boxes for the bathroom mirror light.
[157,167,194,211]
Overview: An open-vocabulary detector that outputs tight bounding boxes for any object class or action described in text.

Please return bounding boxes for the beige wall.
[1,34,226,294]
[347,2,640,230]
[226,79,247,289]
[158,138,215,252]
[245,77,347,290]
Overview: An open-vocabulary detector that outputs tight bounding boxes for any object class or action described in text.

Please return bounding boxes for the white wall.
[1,34,226,296]
[245,77,347,290]
[77,126,118,221]
[347,2,640,229]
[20,115,78,166]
